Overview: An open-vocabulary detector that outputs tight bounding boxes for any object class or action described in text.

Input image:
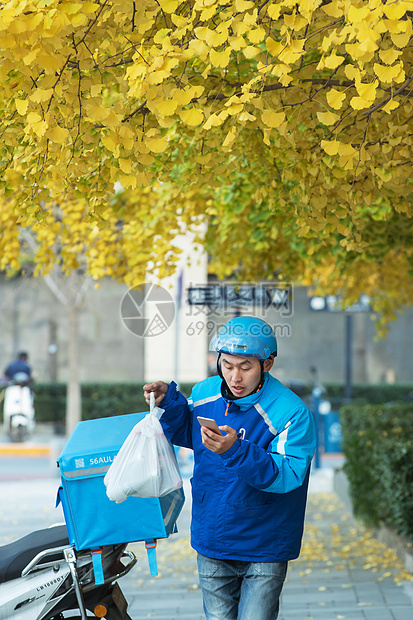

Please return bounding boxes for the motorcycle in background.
[1,372,35,442]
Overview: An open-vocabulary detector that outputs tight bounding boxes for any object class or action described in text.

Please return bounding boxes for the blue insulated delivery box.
[57,412,185,551]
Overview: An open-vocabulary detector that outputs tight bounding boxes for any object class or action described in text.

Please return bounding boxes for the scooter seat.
[0,524,69,584]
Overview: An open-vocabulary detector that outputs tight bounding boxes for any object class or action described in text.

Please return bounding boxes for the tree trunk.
[66,303,81,435]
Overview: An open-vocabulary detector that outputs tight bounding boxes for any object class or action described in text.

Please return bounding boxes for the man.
[143,316,316,620]
[3,351,33,383]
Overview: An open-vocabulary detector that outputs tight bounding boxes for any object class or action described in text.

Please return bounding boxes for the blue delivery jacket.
[160,373,316,562]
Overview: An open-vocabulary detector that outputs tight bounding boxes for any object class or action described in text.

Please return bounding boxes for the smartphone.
[197,416,222,435]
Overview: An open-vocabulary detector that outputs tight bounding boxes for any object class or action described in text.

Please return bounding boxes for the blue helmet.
[210,316,277,361]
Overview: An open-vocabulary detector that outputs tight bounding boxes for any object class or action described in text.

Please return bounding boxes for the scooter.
[0,523,136,619]
[2,372,35,442]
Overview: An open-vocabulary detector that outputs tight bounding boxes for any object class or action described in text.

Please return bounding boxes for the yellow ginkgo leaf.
[382,99,400,114]
[279,40,305,64]
[23,49,37,65]
[173,86,201,107]
[27,112,42,124]
[153,28,171,45]
[118,174,136,190]
[197,27,227,47]
[355,80,378,102]
[227,104,244,116]
[29,88,54,104]
[326,89,346,110]
[188,38,209,58]
[280,74,293,87]
[267,3,281,20]
[222,127,237,148]
[46,126,69,143]
[317,111,340,126]
[82,2,99,13]
[261,110,285,128]
[345,65,361,81]
[379,48,401,65]
[158,0,179,13]
[390,30,412,49]
[374,62,405,84]
[337,143,356,157]
[348,4,370,22]
[155,99,178,116]
[203,114,223,130]
[266,37,283,57]
[62,3,83,15]
[239,111,256,122]
[31,120,48,138]
[171,13,187,27]
[243,9,257,25]
[205,27,228,47]
[101,135,118,153]
[119,159,132,174]
[37,54,61,74]
[210,48,231,68]
[145,136,168,153]
[248,27,265,44]
[321,140,340,156]
[243,46,261,59]
[324,52,345,69]
[200,6,216,20]
[229,35,247,50]
[383,2,407,20]
[85,104,110,121]
[70,13,88,26]
[235,0,254,10]
[91,84,102,97]
[179,107,204,126]
[350,96,371,110]
[15,99,28,115]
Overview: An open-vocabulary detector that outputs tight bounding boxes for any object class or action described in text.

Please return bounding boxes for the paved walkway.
[121,471,413,620]
[0,455,412,620]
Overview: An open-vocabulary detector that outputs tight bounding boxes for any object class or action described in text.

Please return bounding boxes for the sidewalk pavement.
[0,450,412,620]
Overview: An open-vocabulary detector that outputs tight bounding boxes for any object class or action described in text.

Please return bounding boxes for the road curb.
[0,444,51,457]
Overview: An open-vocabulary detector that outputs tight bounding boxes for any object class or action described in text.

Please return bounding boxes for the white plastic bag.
[104,393,183,503]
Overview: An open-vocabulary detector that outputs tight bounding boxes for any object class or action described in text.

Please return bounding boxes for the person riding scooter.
[2,352,35,442]
[3,352,33,384]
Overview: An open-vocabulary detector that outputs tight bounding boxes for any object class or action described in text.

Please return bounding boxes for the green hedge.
[2,381,412,424]
[285,382,413,406]
[0,382,196,423]
[340,402,413,541]
[325,382,413,406]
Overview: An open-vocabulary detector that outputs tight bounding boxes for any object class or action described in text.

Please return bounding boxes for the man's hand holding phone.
[197,416,238,455]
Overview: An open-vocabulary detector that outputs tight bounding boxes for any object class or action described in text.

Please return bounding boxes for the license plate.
[112,582,128,615]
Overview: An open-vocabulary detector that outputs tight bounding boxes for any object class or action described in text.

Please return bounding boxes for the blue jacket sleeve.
[220,406,316,494]
[159,381,194,449]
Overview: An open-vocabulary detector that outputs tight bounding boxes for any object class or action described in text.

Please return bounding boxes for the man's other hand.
[143,381,168,406]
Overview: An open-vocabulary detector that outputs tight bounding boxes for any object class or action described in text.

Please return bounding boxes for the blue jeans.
[197,553,288,620]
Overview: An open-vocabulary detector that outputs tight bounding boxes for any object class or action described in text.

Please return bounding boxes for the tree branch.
[122,100,148,123]
[352,116,371,189]
[363,74,413,116]
[75,0,109,50]
[19,229,69,306]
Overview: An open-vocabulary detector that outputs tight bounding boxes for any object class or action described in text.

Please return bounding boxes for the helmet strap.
[216,352,223,379]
